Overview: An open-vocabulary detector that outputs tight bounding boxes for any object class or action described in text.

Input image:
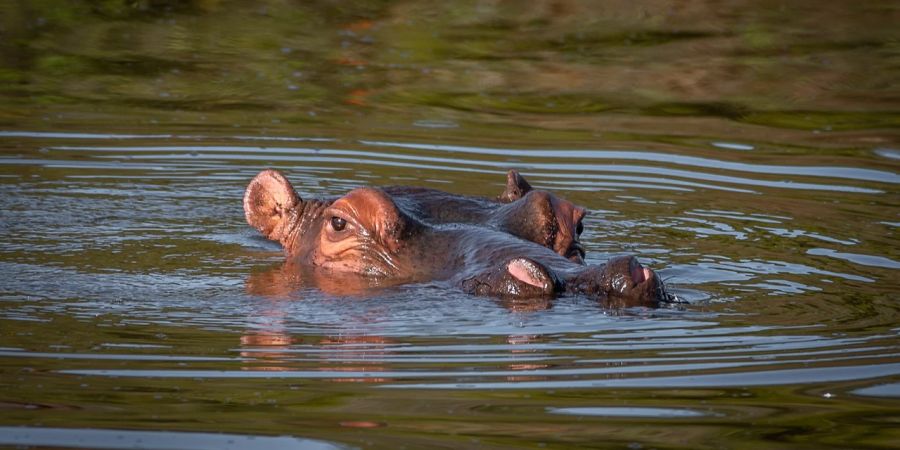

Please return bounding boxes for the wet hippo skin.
[382,169,587,263]
[244,169,670,308]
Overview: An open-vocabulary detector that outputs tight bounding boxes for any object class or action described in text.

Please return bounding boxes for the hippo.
[244,169,670,308]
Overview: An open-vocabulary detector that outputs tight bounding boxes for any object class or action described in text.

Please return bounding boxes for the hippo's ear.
[244,169,301,243]
[497,169,533,203]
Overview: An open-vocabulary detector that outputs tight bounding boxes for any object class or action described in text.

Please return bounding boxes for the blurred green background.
[1,0,898,140]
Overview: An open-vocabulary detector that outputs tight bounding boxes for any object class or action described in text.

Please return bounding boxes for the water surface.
[1,1,898,449]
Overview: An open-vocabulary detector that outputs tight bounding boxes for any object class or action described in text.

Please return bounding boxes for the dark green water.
[1,1,898,449]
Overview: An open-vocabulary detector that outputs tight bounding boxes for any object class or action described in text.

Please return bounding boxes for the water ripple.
[807,248,900,270]
[359,140,900,184]
[0,427,346,450]
[382,362,900,390]
[548,407,715,418]
[19,143,888,194]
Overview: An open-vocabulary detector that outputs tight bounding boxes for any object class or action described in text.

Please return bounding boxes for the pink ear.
[243,169,300,242]
[507,258,550,289]
[498,169,533,203]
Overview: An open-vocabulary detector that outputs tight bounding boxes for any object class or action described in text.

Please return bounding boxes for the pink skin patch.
[507,259,547,288]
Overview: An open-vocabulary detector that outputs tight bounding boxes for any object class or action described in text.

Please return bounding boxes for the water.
[1,1,899,449]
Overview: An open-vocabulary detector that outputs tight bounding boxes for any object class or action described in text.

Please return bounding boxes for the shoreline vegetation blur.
[0,0,897,146]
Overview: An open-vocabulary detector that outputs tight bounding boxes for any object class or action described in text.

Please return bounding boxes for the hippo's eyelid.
[323,204,351,221]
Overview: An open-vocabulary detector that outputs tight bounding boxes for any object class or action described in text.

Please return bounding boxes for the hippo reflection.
[244,169,669,308]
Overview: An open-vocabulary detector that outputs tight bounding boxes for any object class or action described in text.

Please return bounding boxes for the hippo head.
[244,169,420,278]
[492,170,587,263]
[494,190,586,263]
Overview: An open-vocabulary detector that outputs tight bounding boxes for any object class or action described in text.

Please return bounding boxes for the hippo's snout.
[562,255,669,308]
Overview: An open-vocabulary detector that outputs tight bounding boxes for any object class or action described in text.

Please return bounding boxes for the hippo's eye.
[576,221,584,236]
[330,216,347,232]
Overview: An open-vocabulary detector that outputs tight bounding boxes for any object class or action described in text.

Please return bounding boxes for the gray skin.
[244,169,669,308]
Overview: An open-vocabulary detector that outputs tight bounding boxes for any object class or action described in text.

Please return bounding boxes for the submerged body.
[244,169,669,308]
